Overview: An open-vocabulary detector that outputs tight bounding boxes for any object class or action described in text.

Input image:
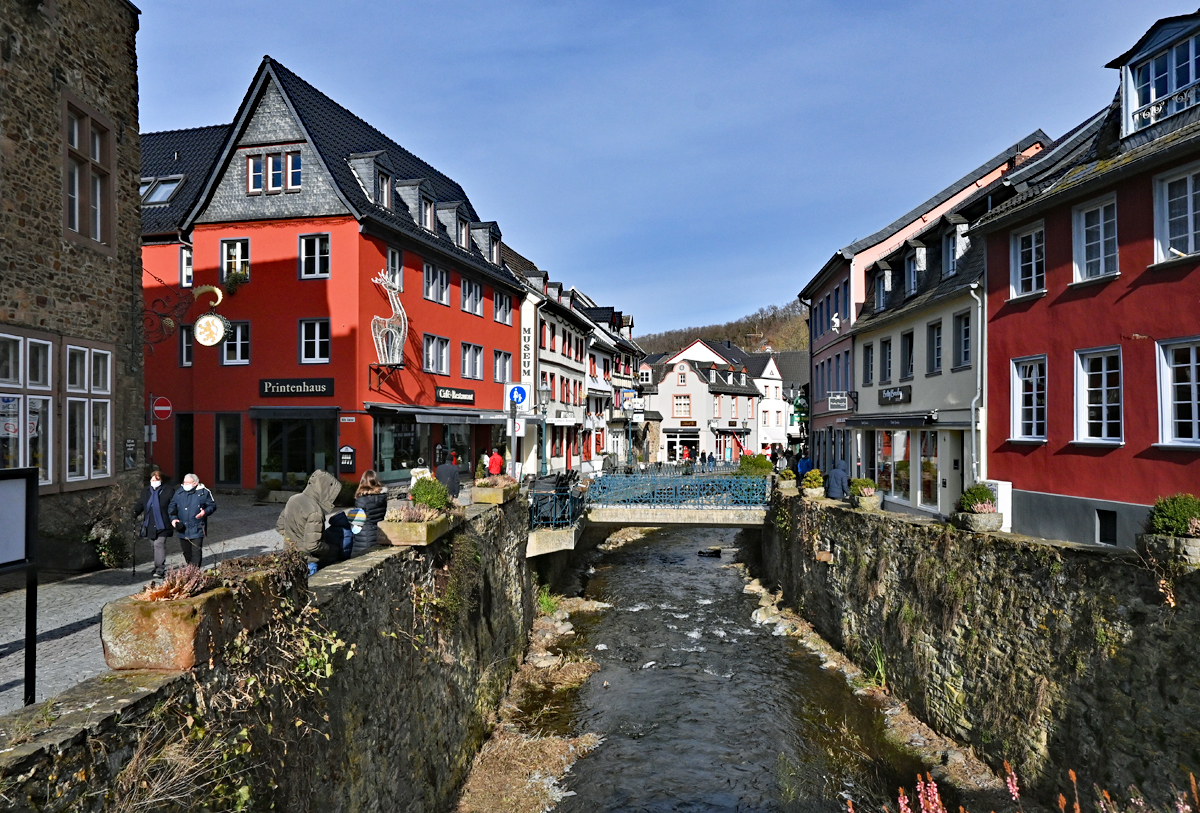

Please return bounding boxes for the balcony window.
[1128,33,1200,132]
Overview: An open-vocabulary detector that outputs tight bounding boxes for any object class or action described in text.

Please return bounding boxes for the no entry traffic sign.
[152,397,172,421]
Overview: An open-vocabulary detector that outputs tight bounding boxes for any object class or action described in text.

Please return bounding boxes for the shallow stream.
[535,526,928,812]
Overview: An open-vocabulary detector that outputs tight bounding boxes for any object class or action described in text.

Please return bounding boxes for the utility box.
[983,480,1013,532]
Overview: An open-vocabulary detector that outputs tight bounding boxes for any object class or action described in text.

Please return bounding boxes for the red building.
[978,11,1200,546]
[140,58,526,489]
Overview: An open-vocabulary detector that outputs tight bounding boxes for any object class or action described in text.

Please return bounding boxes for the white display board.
[0,476,29,568]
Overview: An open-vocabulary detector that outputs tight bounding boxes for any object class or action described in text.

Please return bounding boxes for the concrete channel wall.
[754,496,1200,803]
[0,500,534,812]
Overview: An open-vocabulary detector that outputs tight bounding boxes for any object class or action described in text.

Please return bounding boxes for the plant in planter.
[738,454,774,477]
[222,270,249,294]
[473,474,520,504]
[476,460,488,480]
[1138,493,1200,567]
[849,478,881,510]
[379,478,457,545]
[951,483,1003,532]
[779,468,796,481]
[801,469,825,499]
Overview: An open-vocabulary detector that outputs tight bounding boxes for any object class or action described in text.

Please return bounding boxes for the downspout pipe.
[968,282,983,486]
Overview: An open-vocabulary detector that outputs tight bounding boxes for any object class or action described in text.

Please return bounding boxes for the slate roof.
[753,350,810,385]
[140,124,231,239]
[501,244,541,275]
[183,57,524,292]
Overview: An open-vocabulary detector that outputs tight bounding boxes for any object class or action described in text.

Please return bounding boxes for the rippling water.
[543,526,926,813]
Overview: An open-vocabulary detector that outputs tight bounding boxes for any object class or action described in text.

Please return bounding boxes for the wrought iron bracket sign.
[260,378,335,397]
[878,385,912,405]
[435,387,475,404]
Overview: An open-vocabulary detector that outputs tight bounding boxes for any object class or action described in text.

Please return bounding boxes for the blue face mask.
[350,524,363,534]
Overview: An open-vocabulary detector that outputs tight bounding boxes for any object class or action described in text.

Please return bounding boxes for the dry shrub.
[111,721,227,813]
[133,565,213,601]
[474,474,518,488]
[385,504,443,523]
[455,727,601,813]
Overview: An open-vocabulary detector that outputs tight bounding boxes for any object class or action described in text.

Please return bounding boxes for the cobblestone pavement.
[0,495,285,716]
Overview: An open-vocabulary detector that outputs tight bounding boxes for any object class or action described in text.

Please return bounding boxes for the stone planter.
[1137,533,1200,566]
[378,514,457,546]
[850,493,882,511]
[101,570,285,671]
[777,483,799,498]
[802,487,825,500]
[950,512,1003,533]
[473,483,519,505]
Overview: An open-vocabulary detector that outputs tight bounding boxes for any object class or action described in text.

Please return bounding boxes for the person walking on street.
[168,473,216,567]
[352,470,388,557]
[488,447,504,476]
[133,469,175,578]
[827,459,850,500]
[437,452,461,502]
[276,469,343,575]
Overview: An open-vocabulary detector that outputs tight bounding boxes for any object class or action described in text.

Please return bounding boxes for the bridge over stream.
[527,473,771,556]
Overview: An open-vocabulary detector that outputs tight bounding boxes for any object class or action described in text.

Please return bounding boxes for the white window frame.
[65,396,89,482]
[1010,222,1046,297]
[66,345,88,392]
[1156,334,1200,447]
[1072,194,1119,281]
[286,151,302,190]
[376,170,391,208]
[875,272,886,311]
[89,398,111,479]
[461,279,483,316]
[493,350,512,383]
[1011,355,1048,441]
[90,349,111,395]
[489,238,500,265]
[26,395,53,485]
[1074,346,1123,443]
[493,290,512,325]
[221,238,250,282]
[298,234,330,279]
[904,252,917,295]
[673,394,691,418]
[458,218,470,249]
[0,334,21,388]
[27,339,52,391]
[247,155,263,194]
[461,342,484,380]
[713,395,720,418]
[639,370,651,384]
[423,263,449,306]
[1153,159,1200,262]
[423,334,450,375]
[299,319,330,364]
[386,247,403,290]
[1126,32,1200,134]
[266,153,284,192]
[420,196,435,231]
[180,245,193,288]
[943,230,958,277]
[222,322,251,366]
[180,325,193,368]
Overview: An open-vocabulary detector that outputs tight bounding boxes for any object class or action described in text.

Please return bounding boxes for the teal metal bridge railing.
[586,474,770,508]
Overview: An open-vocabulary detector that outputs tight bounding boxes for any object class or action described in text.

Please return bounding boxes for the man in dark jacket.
[168,473,217,567]
[827,459,850,500]
[276,470,342,573]
[437,454,461,501]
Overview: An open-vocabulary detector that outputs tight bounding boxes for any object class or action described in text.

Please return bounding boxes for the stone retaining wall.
[0,500,534,811]
[755,496,1200,802]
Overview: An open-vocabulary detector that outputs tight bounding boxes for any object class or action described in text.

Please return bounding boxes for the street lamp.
[538,381,552,476]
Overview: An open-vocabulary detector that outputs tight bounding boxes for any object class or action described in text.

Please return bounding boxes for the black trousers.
[179,537,203,567]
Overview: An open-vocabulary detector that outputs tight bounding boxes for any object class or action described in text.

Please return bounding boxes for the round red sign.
[152,397,172,421]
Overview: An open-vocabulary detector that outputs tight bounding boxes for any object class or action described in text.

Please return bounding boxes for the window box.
[472,482,519,505]
[377,513,460,547]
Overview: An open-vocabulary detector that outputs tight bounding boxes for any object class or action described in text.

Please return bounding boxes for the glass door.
[919,430,938,509]
[215,414,241,485]
[258,418,335,488]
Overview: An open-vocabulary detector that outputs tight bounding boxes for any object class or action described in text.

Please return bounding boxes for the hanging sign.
[193,312,231,347]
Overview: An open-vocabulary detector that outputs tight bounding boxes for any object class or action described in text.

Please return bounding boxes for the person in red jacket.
[488,447,504,476]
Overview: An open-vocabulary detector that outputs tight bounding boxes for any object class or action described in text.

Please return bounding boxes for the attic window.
[490,239,500,264]
[1128,32,1200,132]
[287,152,302,190]
[458,218,469,249]
[875,272,886,311]
[376,171,391,208]
[142,176,184,204]
[247,156,264,194]
[709,369,715,383]
[420,196,435,230]
[267,154,284,192]
[741,372,746,385]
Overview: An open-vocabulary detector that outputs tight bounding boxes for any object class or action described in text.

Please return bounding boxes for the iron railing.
[530,491,587,529]
[587,475,770,508]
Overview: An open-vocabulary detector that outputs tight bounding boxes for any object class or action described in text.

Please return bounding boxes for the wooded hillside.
[636,301,809,356]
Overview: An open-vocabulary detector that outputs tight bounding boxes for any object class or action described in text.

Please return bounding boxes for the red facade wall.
[985,158,1200,506]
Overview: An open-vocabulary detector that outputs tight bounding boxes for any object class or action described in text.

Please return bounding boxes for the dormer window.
[875,272,886,310]
[709,369,715,383]
[142,176,184,204]
[489,238,500,264]
[741,372,746,385]
[943,231,958,277]
[1126,32,1200,133]
[376,171,391,208]
[458,218,470,249]
[905,253,917,295]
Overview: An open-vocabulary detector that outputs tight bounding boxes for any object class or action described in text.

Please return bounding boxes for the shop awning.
[844,413,934,428]
[249,406,340,420]
[364,402,507,424]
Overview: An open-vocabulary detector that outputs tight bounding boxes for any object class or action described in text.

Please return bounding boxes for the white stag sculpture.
[371,270,408,366]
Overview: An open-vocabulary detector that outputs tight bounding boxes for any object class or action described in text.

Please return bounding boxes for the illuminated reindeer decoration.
[371,270,408,366]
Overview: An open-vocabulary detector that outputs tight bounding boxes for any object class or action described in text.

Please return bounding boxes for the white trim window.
[63,345,110,481]
[638,370,651,384]
[1074,196,1118,279]
[673,394,691,418]
[489,238,500,265]
[904,253,917,295]
[386,247,403,289]
[713,395,721,418]
[461,343,483,380]
[1075,348,1122,442]
[267,153,284,192]
[1,334,55,484]
[28,339,51,390]
[494,291,513,325]
[874,272,887,310]
[461,279,483,316]
[1012,356,1048,440]
[1127,33,1200,133]
[943,231,958,277]
[953,311,971,368]
[286,151,302,190]
[376,171,391,208]
[0,334,20,387]
[299,234,330,279]
[458,218,470,249]
[180,246,193,288]
[423,334,450,375]
[179,325,193,368]
[420,196,435,231]
[66,345,88,391]
[222,322,250,365]
[247,155,264,194]
[300,319,330,364]
[423,263,449,305]
[1155,163,1200,260]
[1011,223,1045,295]
[493,350,512,383]
[221,239,250,281]
[1158,337,1200,445]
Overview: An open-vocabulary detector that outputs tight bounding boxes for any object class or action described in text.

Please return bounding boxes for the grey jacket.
[276,470,342,561]
[827,460,850,499]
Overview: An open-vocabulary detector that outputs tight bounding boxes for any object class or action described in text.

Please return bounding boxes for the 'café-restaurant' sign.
[878,385,912,405]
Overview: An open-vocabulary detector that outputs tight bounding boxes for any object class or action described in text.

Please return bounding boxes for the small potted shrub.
[777,468,798,495]
[473,473,519,504]
[1138,493,1200,565]
[950,483,1003,532]
[849,478,881,511]
[801,469,825,500]
[378,477,458,545]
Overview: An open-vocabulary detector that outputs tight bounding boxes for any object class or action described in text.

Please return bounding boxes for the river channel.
[539,525,928,813]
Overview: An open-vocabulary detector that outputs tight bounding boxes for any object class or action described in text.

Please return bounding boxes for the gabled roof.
[1106,9,1200,69]
[764,350,810,386]
[183,56,523,291]
[140,124,231,239]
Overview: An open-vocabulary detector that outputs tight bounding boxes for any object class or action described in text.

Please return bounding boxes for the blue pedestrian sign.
[504,383,528,406]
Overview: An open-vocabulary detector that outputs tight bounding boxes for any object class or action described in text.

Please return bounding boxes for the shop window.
[374,416,431,481]
[216,414,241,485]
[919,430,938,509]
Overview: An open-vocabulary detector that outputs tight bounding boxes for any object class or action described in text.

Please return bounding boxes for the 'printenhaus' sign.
[260,379,335,397]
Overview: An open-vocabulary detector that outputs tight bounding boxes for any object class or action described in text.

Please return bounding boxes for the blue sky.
[139,1,1186,335]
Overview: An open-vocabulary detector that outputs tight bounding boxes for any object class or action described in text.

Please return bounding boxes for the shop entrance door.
[259,418,336,488]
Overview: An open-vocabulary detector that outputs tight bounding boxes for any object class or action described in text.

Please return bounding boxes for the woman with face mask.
[132,469,175,578]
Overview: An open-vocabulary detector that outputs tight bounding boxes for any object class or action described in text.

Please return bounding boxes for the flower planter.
[473,483,520,505]
[950,512,1003,533]
[777,483,799,498]
[101,570,285,671]
[802,487,825,500]
[378,513,459,546]
[850,493,882,511]
[1137,533,1200,566]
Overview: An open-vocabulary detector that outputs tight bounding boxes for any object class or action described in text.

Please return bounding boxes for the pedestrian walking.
[276,469,343,575]
[437,451,461,501]
[488,447,504,476]
[352,470,388,557]
[132,469,175,578]
[167,473,216,567]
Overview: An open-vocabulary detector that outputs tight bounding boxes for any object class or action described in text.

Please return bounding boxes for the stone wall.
[0,500,534,811]
[755,496,1200,802]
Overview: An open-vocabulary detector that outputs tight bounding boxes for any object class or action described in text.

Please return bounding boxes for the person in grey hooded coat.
[827,459,850,499]
[276,469,342,569]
